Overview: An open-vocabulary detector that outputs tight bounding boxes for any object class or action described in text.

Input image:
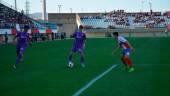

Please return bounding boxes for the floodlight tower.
[141,0,144,12]
[149,0,153,13]
[14,0,17,10]
[81,8,84,13]
[57,5,63,13]
[70,8,73,13]
[42,0,47,21]
[25,0,30,16]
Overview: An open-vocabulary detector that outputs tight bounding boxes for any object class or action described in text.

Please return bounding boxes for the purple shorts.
[71,47,84,53]
[16,44,26,54]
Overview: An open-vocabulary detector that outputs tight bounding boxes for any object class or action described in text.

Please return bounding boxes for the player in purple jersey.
[68,25,86,68]
[12,25,30,70]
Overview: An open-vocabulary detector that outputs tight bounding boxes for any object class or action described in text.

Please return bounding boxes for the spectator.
[4,32,8,44]
[51,32,55,40]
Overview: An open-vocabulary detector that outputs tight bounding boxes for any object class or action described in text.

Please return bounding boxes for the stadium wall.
[0,29,57,34]
[85,28,170,37]
[48,13,77,37]
[48,13,104,37]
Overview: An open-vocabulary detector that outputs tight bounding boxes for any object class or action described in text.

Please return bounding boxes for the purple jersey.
[16,32,29,46]
[72,31,86,50]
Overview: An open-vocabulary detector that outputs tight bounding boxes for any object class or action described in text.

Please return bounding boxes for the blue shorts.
[16,45,26,54]
[122,48,130,56]
[72,47,84,53]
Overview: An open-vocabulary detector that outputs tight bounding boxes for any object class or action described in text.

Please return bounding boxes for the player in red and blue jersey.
[12,25,30,70]
[68,25,86,68]
[112,32,135,72]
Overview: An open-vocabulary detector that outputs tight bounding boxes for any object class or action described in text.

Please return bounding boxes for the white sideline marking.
[137,64,170,66]
[73,64,117,96]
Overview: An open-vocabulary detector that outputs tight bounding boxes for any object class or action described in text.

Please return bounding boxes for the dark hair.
[79,25,83,29]
[113,32,119,36]
[24,25,29,29]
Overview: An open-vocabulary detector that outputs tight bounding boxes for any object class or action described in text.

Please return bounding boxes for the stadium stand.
[0,0,58,43]
[81,10,170,29]
[0,2,32,29]
[0,0,57,31]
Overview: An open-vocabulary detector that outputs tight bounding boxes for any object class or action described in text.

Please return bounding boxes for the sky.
[2,0,170,13]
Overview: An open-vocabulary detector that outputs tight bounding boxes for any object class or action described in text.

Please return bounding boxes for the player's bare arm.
[125,41,134,50]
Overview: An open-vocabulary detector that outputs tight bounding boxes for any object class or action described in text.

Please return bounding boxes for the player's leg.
[16,49,19,57]
[79,49,85,68]
[68,52,73,62]
[123,55,132,67]
[19,46,26,62]
[121,56,127,66]
[123,55,135,72]
[121,49,129,68]
[123,55,134,72]
[13,49,20,69]
[122,49,134,72]
[16,45,20,56]
[68,48,75,64]
[13,47,25,70]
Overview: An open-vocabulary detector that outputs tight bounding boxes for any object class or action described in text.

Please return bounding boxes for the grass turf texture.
[0,37,170,96]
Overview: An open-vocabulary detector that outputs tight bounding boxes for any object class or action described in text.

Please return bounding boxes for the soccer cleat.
[81,64,85,68]
[12,64,16,70]
[128,67,135,72]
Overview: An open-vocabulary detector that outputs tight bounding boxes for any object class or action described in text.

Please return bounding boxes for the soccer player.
[112,32,135,72]
[12,25,30,70]
[68,25,86,68]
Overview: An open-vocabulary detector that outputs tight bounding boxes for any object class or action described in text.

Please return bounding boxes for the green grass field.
[0,37,170,96]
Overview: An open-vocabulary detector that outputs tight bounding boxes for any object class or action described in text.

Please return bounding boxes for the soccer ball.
[68,62,74,68]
